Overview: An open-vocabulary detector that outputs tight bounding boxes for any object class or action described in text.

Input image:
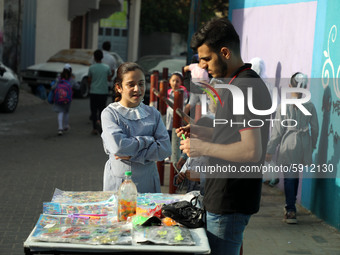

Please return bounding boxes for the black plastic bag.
[161,196,204,228]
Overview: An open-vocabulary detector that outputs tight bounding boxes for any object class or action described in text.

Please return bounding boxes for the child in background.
[266,72,319,224]
[88,49,112,135]
[184,54,210,116]
[166,72,189,140]
[183,54,209,85]
[101,62,171,193]
[51,64,75,136]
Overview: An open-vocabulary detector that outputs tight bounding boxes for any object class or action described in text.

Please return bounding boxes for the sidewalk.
[161,164,340,255]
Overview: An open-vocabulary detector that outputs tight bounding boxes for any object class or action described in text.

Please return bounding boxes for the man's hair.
[102,41,111,51]
[190,17,240,55]
[94,49,103,61]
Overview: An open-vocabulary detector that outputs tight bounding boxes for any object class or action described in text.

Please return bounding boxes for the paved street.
[0,88,340,255]
[0,88,108,255]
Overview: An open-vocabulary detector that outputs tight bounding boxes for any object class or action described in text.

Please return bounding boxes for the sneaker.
[58,130,63,136]
[63,125,70,132]
[284,211,298,224]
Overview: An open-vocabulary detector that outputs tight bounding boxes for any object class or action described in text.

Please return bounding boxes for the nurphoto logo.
[193,80,312,128]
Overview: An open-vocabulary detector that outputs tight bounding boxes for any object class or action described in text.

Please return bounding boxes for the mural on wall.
[319,24,340,187]
[310,0,340,228]
[230,0,340,230]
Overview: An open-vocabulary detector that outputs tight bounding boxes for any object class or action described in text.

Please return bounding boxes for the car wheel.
[0,86,19,113]
[78,77,89,98]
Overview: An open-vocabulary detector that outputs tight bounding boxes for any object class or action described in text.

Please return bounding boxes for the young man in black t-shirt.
[177,17,271,255]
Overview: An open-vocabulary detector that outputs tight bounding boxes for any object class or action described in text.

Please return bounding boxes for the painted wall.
[229,0,340,230]
[231,1,317,80]
[307,0,340,230]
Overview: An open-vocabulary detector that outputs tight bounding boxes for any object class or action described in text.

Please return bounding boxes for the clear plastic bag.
[134,226,195,246]
[32,219,132,245]
[51,188,116,203]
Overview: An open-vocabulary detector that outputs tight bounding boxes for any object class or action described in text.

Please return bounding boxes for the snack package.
[32,217,131,245]
[43,201,117,216]
[51,188,116,203]
[33,214,117,228]
[134,225,195,246]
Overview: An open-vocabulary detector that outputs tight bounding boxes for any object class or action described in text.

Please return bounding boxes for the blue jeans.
[284,174,299,212]
[206,211,251,255]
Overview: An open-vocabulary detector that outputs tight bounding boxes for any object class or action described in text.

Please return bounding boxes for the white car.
[21,49,123,98]
[0,63,20,113]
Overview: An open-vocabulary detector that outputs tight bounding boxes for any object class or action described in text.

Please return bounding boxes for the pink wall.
[232,1,317,81]
[232,1,318,202]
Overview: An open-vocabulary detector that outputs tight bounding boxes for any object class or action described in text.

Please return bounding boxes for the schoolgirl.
[100,62,171,193]
[266,72,319,224]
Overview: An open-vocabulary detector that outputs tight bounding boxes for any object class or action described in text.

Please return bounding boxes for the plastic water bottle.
[118,171,137,221]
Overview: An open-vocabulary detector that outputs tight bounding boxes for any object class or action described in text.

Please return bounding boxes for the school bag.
[54,79,72,104]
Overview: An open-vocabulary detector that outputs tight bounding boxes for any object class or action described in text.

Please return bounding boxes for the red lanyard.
[228,67,251,84]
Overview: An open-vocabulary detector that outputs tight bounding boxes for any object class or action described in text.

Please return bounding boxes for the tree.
[140,0,191,34]
[140,0,228,36]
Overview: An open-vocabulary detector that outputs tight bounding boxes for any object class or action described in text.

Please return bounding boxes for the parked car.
[136,55,186,105]
[0,63,20,113]
[21,49,124,98]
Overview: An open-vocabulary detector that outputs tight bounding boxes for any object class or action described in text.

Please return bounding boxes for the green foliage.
[140,0,228,35]
[140,0,191,34]
[200,0,228,25]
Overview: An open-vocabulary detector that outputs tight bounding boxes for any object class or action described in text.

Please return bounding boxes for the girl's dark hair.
[170,71,184,82]
[60,68,71,80]
[114,62,145,102]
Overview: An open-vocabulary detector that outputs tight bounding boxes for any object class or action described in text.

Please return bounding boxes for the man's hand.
[180,138,205,157]
[176,124,190,139]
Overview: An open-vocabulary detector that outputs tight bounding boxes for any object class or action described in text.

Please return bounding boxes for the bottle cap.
[125,171,132,176]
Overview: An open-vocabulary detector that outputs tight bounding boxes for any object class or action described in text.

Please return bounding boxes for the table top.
[24,226,211,254]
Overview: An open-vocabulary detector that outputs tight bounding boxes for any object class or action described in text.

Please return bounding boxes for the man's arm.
[180,128,262,163]
[183,65,190,73]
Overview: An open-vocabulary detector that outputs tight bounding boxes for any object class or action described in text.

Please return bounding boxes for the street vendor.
[176,17,271,255]
[101,62,171,193]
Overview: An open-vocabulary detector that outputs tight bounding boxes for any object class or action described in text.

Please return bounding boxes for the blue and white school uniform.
[101,102,171,193]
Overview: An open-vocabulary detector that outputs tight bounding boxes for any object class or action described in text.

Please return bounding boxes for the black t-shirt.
[203,64,272,215]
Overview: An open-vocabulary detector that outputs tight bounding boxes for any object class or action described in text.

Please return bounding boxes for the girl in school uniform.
[100,62,171,193]
[266,72,319,224]
[166,72,189,140]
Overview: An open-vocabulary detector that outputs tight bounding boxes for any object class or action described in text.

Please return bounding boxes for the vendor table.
[24,227,210,255]
[23,190,210,255]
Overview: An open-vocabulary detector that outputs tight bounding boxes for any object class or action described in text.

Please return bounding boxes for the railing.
[150,68,194,194]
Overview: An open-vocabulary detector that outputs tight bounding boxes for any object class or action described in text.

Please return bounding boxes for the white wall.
[170,33,186,56]
[35,0,70,63]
